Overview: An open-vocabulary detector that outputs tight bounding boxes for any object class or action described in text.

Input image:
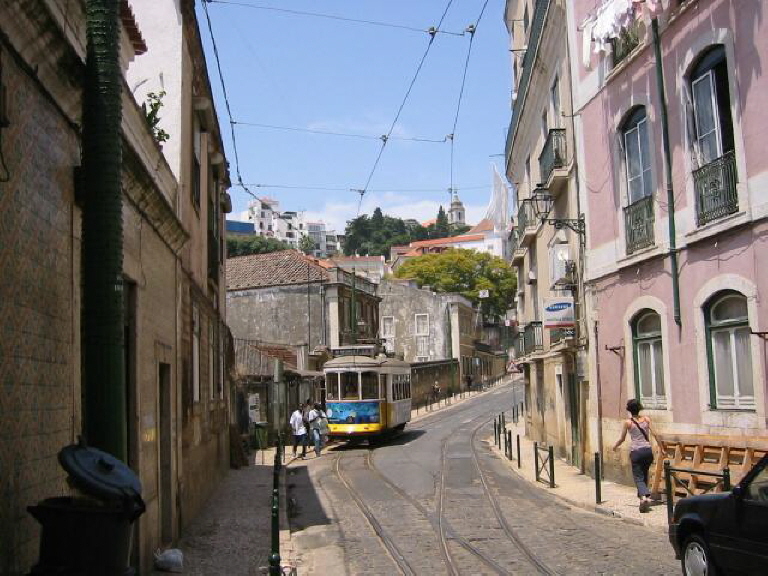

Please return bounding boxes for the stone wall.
[227,283,325,349]
[0,36,81,574]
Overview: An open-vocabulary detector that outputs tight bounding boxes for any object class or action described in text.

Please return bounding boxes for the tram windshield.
[361,372,379,400]
[326,373,339,400]
[341,372,358,400]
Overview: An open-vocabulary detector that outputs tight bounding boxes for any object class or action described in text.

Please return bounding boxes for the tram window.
[361,372,378,400]
[380,375,387,399]
[341,372,359,400]
[394,381,400,401]
[326,373,339,400]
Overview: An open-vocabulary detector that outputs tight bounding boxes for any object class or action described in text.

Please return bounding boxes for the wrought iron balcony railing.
[694,151,738,226]
[623,195,655,254]
[517,198,538,235]
[539,128,567,184]
[523,322,543,355]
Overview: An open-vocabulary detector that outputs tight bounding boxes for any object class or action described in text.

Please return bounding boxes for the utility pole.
[81,0,126,460]
[351,267,357,344]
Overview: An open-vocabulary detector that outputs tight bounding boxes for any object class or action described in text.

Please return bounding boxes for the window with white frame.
[415,313,429,336]
[706,292,754,410]
[622,107,653,204]
[690,46,734,166]
[632,311,666,409]
[192,305,200,403]
[416,336,429,362]
[549,241,571,289]
[381,316,394,338]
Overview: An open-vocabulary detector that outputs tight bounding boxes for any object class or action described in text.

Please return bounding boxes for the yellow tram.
[323,355,412,440]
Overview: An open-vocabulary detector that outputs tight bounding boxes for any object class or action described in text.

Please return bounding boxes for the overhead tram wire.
[201,0,258,199]
[232,121,449,143]
[356,0,457,215]
[449,0,490,203]
[239,183,489,193]
[205,0,466,37]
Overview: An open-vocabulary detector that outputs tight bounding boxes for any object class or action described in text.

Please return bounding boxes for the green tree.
[434,205,450,238]
[226,235,290,257]
[299,234,316,254]
[395,249,517,318]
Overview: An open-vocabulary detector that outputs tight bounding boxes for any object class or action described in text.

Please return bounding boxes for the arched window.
[622,107,653,204]
[690,46,734,166]
[632,310,666,409]
[705,292,754,409]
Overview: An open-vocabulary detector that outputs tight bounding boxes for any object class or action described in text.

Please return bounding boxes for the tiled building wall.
[0,46,80,574]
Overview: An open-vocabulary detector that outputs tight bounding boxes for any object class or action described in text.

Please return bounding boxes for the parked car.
[669,454,768,575]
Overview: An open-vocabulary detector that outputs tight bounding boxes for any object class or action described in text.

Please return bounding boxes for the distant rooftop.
[226,250,328,291]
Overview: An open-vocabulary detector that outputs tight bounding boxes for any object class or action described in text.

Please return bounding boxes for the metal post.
[270,489,280,575]
[502,412,506,433]
[494,420,498,446]
[507,431,512,460]
[594,452,602,504]
[664,460,674,524]
[548,446,555,489]
[722,467,731,491]
[516,434,521,468]
[534,442,539,482]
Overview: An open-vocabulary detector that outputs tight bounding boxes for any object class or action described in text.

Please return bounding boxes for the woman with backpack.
[613,399,655,512]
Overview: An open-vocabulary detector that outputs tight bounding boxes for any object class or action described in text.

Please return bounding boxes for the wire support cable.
[239,183,489,193]
[232,120,449,143]
[205,0,466,36]
[356,0,456,215]
[201,0,258,199]
[449,0,489,198]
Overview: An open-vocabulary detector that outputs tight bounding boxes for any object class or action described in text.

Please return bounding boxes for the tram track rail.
[332,450,417,576]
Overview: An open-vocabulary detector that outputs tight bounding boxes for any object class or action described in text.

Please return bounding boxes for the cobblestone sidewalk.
[491,421,669,531]
[162,449,287,576]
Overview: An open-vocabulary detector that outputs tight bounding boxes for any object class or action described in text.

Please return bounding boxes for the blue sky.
[198,0,512,232]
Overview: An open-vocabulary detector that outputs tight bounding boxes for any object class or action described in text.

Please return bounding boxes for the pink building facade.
[567,0,768,481]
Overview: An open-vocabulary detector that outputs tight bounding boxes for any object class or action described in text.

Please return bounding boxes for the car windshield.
[746,463,768,503]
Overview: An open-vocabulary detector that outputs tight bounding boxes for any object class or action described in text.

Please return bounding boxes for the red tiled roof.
[122,1,147,55]
[468,218,494,233]
[421,218,437,226]
[330,255,384,263]
[409,234,485,248]
[226,250,328,290]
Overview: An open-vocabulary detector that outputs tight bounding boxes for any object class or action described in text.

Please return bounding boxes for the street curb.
[488,438,668,534]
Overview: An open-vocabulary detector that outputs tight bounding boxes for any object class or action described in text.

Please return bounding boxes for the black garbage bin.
[27,442,145,576]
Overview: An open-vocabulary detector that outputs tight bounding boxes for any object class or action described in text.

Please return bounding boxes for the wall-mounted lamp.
[532,189,585,236]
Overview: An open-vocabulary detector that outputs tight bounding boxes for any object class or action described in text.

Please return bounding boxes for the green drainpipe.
[652,18,681,326]
[81,0,126,459]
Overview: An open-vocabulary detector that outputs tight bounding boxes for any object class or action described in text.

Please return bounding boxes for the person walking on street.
[308,403,327,457]
[289,404,307,459]
[613,399,655,512]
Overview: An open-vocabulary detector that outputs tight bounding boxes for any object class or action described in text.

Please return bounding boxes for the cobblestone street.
[286,383,680,575]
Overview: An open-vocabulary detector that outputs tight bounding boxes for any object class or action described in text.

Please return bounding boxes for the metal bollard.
[534,441,539,478]
[501,412,506,433]
[516,434,521,468]
[664,460,674,524]
[548,446,555,489]
[723,467,731,491]
[594,452,602,504]
[270,489,280,575]
[507,430,513,460]
[493,420,498,446]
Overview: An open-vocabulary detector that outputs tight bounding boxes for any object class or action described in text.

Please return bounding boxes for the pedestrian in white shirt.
[289,404,307,459]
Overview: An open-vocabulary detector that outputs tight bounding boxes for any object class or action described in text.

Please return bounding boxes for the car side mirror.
[732,485,744,500]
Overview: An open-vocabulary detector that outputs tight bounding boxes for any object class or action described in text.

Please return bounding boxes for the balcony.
[517,198,539,246]
[513,334,526,360]
[694,151,738,226]
[539,129,568,194]
[510,230,525,265]
[611,20,642,67]
[624,195,655,255]
[523,322,543,355]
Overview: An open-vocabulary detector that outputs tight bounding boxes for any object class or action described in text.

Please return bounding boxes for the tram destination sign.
[543,297,575,329]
